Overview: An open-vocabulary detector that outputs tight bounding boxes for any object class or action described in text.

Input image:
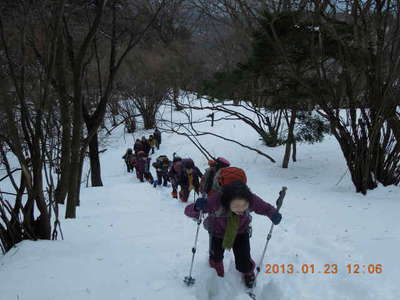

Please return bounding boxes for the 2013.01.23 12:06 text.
[264,264,383,275]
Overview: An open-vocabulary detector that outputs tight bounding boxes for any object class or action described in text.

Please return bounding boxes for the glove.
[194,197,207,212]
[270,211,282,225]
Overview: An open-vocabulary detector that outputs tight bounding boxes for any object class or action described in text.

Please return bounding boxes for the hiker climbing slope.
[152,155,171,187]
[177,158,203,202]
[122,148,136,173]
[184,167,282,289]
[200,157,230,196]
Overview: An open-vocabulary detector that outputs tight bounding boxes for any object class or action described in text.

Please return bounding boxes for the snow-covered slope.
[1,97,399,300]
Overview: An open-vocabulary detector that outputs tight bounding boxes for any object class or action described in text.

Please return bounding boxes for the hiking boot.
[179,191,188,202]
[243,271,255,289]
[171,191,178,199]
[209,259,224,277]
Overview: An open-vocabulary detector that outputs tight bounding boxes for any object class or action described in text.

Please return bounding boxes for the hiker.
[134,139,144,155]
[122,148,136,173]
[168,156,182,199]
[135,151,151,183]
[153,128,161,149]
[200,157,231,196]
[184,167,282,289]
[177,158,203,202]
[141,136,151,156]
[152,155,170,187]
[148,135,156,155]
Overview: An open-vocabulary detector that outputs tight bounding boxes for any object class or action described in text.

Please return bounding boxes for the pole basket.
[184,276,195,286]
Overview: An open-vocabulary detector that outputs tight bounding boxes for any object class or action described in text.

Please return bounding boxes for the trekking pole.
[248,187,287,299]
[192,190,197,203]
[184,210,204,286]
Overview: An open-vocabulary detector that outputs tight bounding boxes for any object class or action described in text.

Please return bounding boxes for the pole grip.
[276,186,287,212]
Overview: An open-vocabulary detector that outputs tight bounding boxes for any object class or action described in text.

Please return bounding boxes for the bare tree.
[0,0,168,223]
[260,1,400,193]
[159,101,277,163]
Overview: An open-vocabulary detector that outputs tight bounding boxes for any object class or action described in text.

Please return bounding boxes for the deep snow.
[1,97,399,300]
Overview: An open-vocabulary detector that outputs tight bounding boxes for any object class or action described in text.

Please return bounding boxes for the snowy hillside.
[1,97,399,300]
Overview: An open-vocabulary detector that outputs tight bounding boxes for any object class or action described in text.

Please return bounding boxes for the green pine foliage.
[295,112,330,144]
[200,10,332,146]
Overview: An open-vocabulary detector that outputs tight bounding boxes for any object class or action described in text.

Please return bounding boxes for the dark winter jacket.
[178,167,203,190]
[154,129,161,144]
[142,140,151,154]
[134,142,144,154]
[153,157,170,174]
[184,191,277,238]
[136,157,151,173]
[168,161,182,189]
[122,153,136,166]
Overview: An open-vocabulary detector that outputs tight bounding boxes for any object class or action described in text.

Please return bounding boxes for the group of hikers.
[122,127,205,202]
[123,133,284,289]
[122,128,162,183]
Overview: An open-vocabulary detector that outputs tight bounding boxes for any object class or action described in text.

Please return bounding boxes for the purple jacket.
[136,157,150,173]
[184,191,277,238]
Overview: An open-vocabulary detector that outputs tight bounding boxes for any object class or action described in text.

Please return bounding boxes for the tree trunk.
[83,103,104,188]
[65,98,82,219]
[31,111,52,239]
[292,139,297,162]
[88,130,103,187]
[31,155,51,239]
[282,141,292,168]
[76,152,85,207]
[331,124,378,195]
[261,129,279,147]
[55,99,71,204]
[22,196,35,239]
[282,110,297,168]
[143,111,156,129]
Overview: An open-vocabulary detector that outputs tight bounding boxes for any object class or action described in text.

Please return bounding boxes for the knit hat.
[173,156,182,163]
[218,167,247,187]
[182,158,195,169]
